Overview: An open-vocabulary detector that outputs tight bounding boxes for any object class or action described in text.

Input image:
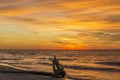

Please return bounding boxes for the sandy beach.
[0,64,67,80]
[0,64,50,80]
[0,73,51,80]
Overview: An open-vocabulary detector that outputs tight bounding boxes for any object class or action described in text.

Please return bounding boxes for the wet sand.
[0,64,51,80]
[0,64,66,80]
[0,73,50,80]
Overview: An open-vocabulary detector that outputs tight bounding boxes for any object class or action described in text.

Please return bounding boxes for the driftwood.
[52,56,66,78]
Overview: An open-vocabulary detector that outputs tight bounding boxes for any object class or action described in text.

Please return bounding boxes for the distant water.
[0,50,120,80]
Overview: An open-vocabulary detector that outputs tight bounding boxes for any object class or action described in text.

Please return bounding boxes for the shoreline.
[0,64,66,80]
[0,72,51,80]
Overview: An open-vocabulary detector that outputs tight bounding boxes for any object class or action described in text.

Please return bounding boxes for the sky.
[0,0,120,50]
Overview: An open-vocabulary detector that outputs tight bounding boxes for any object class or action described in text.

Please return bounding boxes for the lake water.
[0,50,120,80]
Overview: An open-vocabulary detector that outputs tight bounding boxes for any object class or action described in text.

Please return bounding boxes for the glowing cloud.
[0,0,119,50]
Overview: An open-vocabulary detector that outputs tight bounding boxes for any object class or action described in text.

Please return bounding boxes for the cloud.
[0,0,33,10]
[91,32,120,41]
[53,41,76,45]
[58,28,120,45]
[10,17,36,22]
[77,30,120,42]
[0,0,120,49]
[105,15,120,23]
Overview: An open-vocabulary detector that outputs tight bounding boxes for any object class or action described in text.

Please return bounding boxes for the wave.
[48,58,76,61]
[63,65,120,72]
[0,63,26,71]
[68,77,93,80]
[36,62,120,72]
[95,62,120,66]
[0,63,53,76]
[0,64,96,80]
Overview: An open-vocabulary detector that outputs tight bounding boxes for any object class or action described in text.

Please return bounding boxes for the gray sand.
[0,73,50,80]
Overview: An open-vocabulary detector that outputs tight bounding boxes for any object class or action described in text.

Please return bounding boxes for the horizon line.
[0,49,120,51]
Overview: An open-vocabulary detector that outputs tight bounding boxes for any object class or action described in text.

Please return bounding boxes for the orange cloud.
[0,0,119,50]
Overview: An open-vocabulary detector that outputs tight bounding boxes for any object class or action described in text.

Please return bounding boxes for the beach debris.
[52,56,66,78]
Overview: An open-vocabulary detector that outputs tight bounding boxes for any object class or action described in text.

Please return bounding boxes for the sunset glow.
[0,0,120,50]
